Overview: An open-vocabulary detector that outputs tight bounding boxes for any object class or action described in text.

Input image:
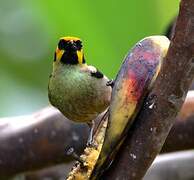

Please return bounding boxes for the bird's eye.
[76,40,82,50]
[58,39,67,50]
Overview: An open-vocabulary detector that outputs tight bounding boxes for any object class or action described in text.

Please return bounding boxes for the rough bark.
[0,107,89,178]
[102,0,194,179]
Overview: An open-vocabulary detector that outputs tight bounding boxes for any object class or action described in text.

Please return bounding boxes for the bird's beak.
[69,40,84,64]
[69,40,78,51]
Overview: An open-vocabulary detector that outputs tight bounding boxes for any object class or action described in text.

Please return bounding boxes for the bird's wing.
[81,65,104,79]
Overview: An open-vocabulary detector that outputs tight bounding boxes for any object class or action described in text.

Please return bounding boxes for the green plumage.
[48,64,111,122]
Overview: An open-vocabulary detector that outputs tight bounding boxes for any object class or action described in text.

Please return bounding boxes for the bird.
[48,36,112,144]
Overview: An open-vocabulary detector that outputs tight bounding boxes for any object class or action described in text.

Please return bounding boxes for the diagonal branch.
[102,0,194,179]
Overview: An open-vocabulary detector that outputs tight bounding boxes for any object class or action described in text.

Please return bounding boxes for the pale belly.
[48,67,111,122]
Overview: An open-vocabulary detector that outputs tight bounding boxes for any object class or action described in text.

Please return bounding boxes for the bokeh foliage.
[0,0,179,116]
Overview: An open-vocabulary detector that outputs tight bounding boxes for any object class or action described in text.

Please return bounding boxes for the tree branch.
[102,0,194,179]
[23,150,194,180]
[1,91,194,178]
[144,150,194,180]
[0,107,89,178]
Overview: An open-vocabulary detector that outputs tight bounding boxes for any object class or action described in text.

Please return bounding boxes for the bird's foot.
[86,136,98,148]
[87,121,98,148]
[66,147,84,164]
[106,79,115,88]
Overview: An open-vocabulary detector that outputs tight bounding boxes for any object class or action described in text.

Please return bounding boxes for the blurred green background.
[0,0,179,117]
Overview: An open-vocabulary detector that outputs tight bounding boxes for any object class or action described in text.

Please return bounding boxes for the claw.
[66,147,84,163]
[106,79,115,88]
